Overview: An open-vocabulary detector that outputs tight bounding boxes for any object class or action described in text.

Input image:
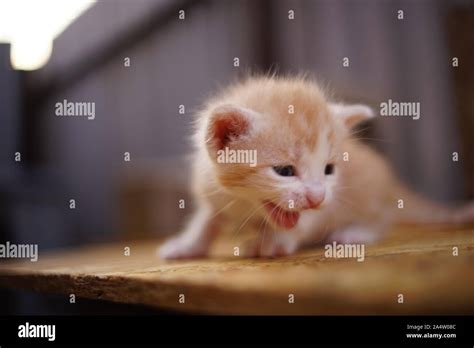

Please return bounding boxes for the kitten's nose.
[305,186,325,209]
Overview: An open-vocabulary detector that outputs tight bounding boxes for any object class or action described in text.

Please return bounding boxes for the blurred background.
[0,0,473,314]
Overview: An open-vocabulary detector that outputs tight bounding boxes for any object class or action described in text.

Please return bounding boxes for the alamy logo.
[0,241,38,262]
[18,322,55,341]
[55,99,95,120]
[324,241,365,262]
[217,147,257,167]
[380,99,420,120]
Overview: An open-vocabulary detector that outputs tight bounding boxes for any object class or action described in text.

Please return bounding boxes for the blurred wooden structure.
[0,225,473,315]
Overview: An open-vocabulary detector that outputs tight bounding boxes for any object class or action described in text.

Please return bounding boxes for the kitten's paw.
[242,233,300,258]
[328,225,380,244]
[158,235,209,259]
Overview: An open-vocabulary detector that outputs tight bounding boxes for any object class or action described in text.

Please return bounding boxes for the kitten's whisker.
[259,198,288,251]
[258,200,279,235]
[209,199,236,220]
[352,137,394,144]
[349,126,372,137]
[256,211,269,251]
[231,193,280,242]
[232,202,268,241]
[197,187,225,198]
[262,198,286,250]
[334,196,358,211]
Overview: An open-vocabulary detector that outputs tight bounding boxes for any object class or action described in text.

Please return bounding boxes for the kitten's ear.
[206,104,256,151]
[329,103,374,129]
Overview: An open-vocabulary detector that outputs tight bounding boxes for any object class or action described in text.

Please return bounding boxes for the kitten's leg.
[326,224,384,244]
[243,231,301,258]
[158,205,218,259]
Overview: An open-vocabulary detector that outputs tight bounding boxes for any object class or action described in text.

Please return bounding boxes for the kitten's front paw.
[242,232,300,258]
[158,235,209,259]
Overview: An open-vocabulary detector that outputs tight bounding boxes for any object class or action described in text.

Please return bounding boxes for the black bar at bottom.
[0,315,472,345]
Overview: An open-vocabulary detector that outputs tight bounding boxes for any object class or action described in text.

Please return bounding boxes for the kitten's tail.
[394,186,474,225]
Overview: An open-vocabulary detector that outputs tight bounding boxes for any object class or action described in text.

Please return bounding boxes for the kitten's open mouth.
[263,201,300,229]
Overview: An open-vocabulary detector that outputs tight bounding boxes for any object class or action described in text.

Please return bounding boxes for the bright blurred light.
[0,0,96,70]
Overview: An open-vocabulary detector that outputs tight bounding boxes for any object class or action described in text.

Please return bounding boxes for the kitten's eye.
[273,165,295,177]
[325,163,335,175]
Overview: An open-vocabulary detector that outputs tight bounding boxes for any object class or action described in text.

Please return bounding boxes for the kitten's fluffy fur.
[159,76,474,258]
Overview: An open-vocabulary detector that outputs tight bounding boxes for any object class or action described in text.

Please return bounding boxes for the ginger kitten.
[159,76,474,258]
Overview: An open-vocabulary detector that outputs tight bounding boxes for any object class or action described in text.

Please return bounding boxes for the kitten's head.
[200,77,373,230]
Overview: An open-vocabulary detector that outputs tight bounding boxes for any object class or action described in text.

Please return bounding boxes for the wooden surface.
[0,225,473,315]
